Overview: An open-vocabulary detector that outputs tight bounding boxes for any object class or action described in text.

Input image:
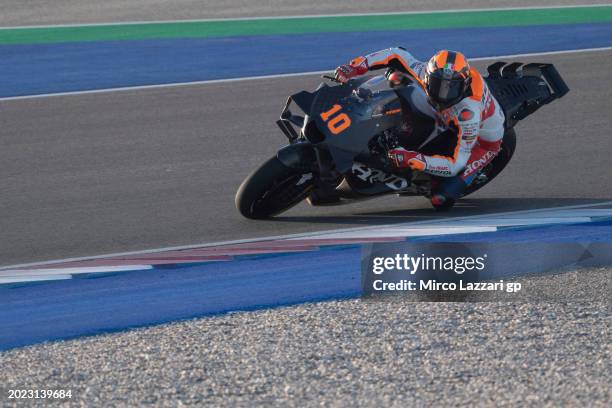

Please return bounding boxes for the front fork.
[277,142,341,186]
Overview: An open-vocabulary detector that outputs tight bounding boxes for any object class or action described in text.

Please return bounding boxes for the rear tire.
[236,156,314,219]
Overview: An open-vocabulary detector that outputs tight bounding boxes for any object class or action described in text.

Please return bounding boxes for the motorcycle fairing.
[308,81,401,172]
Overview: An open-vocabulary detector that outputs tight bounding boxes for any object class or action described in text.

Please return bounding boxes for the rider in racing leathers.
[334,48,506,208]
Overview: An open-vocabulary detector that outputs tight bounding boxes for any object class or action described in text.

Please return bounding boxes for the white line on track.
[0,265,153,285]
[1,46,611,102]
[2,201,611,271]
[0,275,72,285]
[0,265,152,277]
[0,4,608,30]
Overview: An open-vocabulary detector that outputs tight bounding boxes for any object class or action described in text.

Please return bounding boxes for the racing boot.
[430,189,458,211]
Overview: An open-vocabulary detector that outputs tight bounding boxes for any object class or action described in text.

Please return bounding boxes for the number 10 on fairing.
[320,104,351,135]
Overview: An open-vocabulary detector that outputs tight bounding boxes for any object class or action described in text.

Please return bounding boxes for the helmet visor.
[426,74,464,105]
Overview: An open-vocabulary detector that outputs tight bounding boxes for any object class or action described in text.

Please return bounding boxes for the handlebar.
[321,74,342,83]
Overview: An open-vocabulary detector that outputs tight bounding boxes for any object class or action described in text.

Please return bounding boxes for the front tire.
[236,156,314,219]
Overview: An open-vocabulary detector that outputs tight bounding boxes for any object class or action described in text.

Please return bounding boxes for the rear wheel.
[236,157,315,219]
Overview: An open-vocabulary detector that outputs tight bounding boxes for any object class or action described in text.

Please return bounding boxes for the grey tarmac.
[0,0,607,27]
[2,51,612,266]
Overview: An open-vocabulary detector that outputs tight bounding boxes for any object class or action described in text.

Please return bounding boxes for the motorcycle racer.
[335,48,506,208]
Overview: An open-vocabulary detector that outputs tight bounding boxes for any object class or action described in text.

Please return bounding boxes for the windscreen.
[357,75,391,93]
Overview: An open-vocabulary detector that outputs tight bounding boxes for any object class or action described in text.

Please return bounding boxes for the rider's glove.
[334,57,368,83]
[388,148,426,171]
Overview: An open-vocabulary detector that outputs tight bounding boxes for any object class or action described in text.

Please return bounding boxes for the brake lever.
[380,151,412,178]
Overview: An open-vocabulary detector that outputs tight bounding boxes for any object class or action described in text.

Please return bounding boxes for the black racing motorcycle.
[236,62,569,219]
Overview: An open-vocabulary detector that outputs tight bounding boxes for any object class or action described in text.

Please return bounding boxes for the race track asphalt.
[1,0,607,26]
[2,50,612,266]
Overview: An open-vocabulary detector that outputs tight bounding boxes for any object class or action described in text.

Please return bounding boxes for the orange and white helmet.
[424,50,472,109]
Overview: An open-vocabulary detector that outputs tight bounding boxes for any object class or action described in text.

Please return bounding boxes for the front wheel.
[235,157,315,219]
